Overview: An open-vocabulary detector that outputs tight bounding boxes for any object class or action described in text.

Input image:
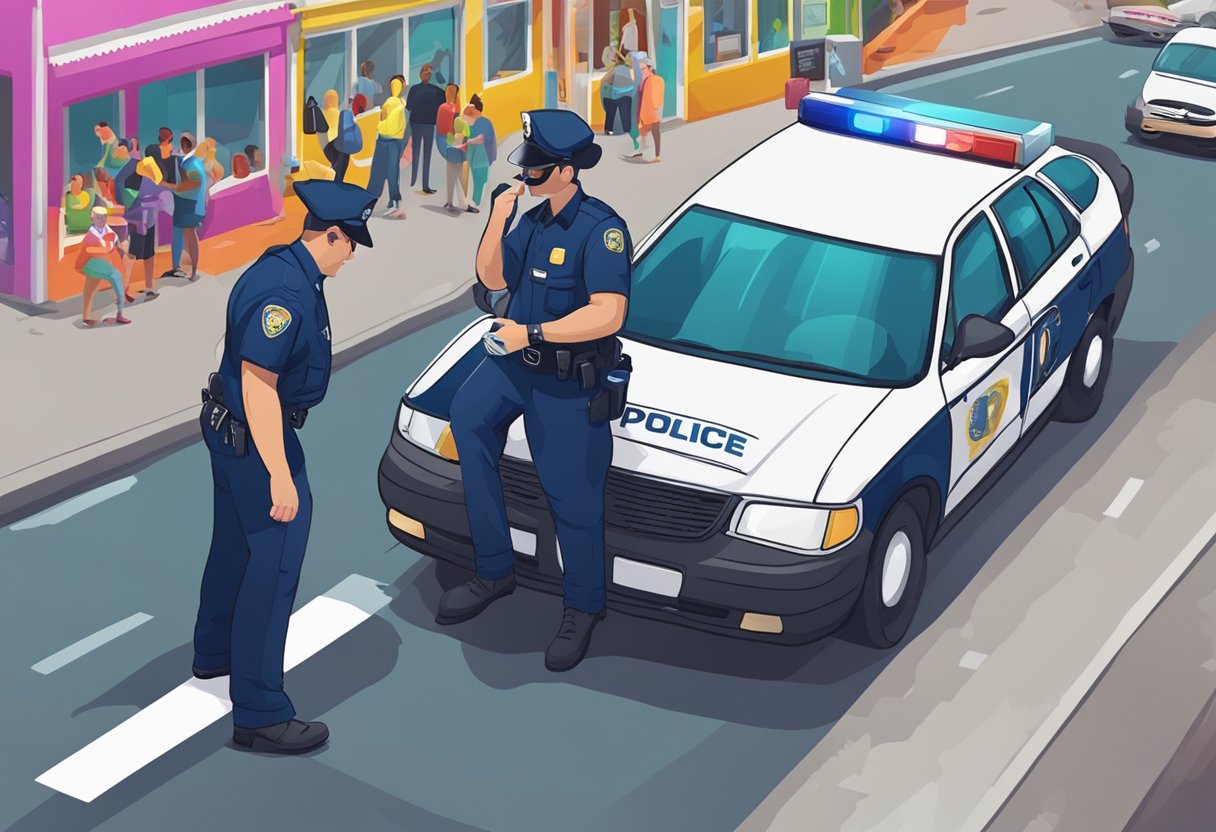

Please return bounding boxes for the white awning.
[48,1,292,67]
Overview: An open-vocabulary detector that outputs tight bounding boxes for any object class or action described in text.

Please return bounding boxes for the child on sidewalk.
[78,207,131,327]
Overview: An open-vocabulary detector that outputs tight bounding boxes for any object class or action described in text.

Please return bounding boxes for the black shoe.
[436,574,516,625]
[544,607,605,672]
[233,719,329,755]
[423,188,437,195]
[192,664,230,680]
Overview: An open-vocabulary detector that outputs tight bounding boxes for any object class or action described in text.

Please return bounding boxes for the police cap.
[508,110,602,171]
[295,179,377,248]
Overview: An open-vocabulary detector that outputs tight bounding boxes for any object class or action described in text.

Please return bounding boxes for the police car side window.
[993,184,1054,292]
[1040,157,1099,213]
[1025,180,1077,255]
[943,216,1014,357]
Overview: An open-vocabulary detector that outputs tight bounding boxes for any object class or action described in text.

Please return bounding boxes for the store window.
[356,19,404,103]
[0,74,12,266]
[591,1,648,71]
[704,0,749,67]
[758,0,790,54]
[799,0,828,38]
[204,56,266,179]
[138,72,197,151]
[64,92,121,205]
[486,0,530,83]
[304,32,349,108]
[409,7,458,87]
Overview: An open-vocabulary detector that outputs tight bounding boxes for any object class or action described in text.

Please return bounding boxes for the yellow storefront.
[293,0,546,185]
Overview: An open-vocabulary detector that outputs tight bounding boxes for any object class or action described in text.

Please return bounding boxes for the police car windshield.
[624,206,940,385]
[1154,43,1216,85]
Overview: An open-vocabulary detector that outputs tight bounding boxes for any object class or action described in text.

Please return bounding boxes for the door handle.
[1071,253,1084,267]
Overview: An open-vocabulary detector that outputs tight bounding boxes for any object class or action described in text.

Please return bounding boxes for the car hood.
[1143,70,1216,107]
[405,319,889,491]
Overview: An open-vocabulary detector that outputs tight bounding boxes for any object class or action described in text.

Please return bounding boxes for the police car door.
[941,209,1032,515]
[990,177,1091,430]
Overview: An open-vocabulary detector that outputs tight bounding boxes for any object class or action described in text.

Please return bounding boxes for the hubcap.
[1083,334,1104,389]
[881,531,912,608]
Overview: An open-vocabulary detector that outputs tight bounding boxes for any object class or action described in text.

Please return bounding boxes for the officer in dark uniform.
[440,110,633,672]
[193,179,375,754]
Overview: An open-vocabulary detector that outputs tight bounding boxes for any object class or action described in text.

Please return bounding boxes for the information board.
[790,38,826,81]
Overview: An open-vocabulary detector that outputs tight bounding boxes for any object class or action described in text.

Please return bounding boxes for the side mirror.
[946,314,1015,370]
[470,283,509,317]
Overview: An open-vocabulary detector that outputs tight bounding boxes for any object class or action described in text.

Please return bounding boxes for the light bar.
[797,87,1054,167]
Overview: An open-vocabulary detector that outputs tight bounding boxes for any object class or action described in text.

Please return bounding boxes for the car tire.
[852,502,926,649]
[1054,315,1113,424]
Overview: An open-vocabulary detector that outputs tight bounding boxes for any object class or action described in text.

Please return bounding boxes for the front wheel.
[852,502,927,648]
[1055,315,1112,423]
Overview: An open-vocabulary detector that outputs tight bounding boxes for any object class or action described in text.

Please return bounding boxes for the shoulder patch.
[603,228,625,253]
[262,305,293,339]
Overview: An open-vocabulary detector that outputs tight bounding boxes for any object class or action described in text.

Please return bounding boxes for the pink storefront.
[0,0,294,303]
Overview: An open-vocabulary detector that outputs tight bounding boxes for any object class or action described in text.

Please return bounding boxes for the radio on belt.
[797,87,1054,167]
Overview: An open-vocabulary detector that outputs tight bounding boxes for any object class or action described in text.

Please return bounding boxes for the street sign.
[790,38,826,81]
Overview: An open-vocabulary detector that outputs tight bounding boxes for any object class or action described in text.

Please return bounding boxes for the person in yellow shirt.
[366,75,408,220]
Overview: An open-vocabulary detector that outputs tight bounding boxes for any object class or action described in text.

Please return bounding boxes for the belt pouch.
[556,349,572,381]
[577,360,596,391]
[588,389,612,424]
[604,368,630,420]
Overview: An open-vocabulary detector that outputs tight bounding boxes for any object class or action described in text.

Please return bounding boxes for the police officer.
[192,179,375,754]
[440,110,632,672]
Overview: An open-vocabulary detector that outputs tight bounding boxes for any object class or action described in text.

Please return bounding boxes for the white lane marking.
[35,574,392,803]
[976,85,1014,99]
[32,613,153,675]
[962,511,1216,832]
[959,651,988,671]
[1145,239,1161,253]
[1104,478,1145,519]
[9,477,138,531]
[1120,69,1139,79]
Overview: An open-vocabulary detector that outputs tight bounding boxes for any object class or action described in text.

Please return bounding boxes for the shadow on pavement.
[387,339,1172,730]
[15,617,407,832]
[1121,134,1216,163]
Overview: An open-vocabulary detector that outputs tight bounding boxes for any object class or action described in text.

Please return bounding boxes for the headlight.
[731,500,861,554]
[398,402,460,461]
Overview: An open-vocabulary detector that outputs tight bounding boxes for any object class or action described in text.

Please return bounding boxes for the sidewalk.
[0,104,797,523]
[865,0,1104,76]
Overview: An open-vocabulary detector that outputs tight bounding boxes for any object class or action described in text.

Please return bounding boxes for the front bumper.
[1126,105,1216,143]
[377,429,871,645]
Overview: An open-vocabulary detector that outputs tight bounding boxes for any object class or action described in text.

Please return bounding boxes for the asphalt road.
[3,31,1214,832]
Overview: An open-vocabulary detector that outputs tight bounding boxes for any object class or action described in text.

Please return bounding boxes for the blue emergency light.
[797,88,1054,167]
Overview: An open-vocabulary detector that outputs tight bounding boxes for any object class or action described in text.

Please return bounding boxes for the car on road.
[1126,27,1216,150]
[1106,0,1216,41]
[379,89,1135,649]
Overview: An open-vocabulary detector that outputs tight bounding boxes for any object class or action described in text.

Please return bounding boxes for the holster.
[200,372,248,456]
[588,350,632,425]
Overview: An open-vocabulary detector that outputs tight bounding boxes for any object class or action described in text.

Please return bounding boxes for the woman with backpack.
[320,89,362,182]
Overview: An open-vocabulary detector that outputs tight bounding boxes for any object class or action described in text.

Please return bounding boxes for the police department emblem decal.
[966,378,1009,460]
[604,228,625,253]
[262,305,292,339]
[361,207,372,221]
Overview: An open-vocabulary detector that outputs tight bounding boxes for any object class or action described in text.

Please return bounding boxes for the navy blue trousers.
[450,357,612,614]
[193,426,312,729]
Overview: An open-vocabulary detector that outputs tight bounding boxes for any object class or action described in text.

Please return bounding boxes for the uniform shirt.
[218,240,332,424]
[502,186,632,327]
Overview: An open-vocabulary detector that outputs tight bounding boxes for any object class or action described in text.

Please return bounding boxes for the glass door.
[408,7,459,88]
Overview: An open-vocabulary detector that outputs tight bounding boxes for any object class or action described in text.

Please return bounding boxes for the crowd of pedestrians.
[600,9,666,164]
[308,60,499,222]
[68,122,263,326]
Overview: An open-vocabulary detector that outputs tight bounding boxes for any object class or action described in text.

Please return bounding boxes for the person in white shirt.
[78,207,131,326]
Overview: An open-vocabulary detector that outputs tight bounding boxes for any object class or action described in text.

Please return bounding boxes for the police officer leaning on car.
[441,109,633,672]
[193,179,375,755]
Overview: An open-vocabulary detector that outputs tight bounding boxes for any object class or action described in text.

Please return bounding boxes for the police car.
[379,89,1134,647]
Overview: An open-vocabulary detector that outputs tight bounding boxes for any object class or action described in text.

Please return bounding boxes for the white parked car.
[379,89,1135,648]
[1107,0,1216,40]
[1126,26,1216,150]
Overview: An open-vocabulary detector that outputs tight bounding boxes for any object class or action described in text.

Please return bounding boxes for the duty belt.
[202,373,310,429]
[517,338,620,390]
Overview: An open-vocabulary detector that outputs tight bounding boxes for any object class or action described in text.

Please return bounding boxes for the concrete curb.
[0,285,474,528]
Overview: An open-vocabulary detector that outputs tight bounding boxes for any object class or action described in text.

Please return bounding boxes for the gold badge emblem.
[549,247,566,265]
[262,305,292,339]
[966,378,1009,460]
[603,228,625,253]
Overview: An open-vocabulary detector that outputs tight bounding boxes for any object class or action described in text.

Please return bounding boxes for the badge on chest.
[549,247,566,265]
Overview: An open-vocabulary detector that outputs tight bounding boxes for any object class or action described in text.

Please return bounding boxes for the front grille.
[498,457,735,540]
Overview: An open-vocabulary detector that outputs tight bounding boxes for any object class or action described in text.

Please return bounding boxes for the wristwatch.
[527,323,545,345]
